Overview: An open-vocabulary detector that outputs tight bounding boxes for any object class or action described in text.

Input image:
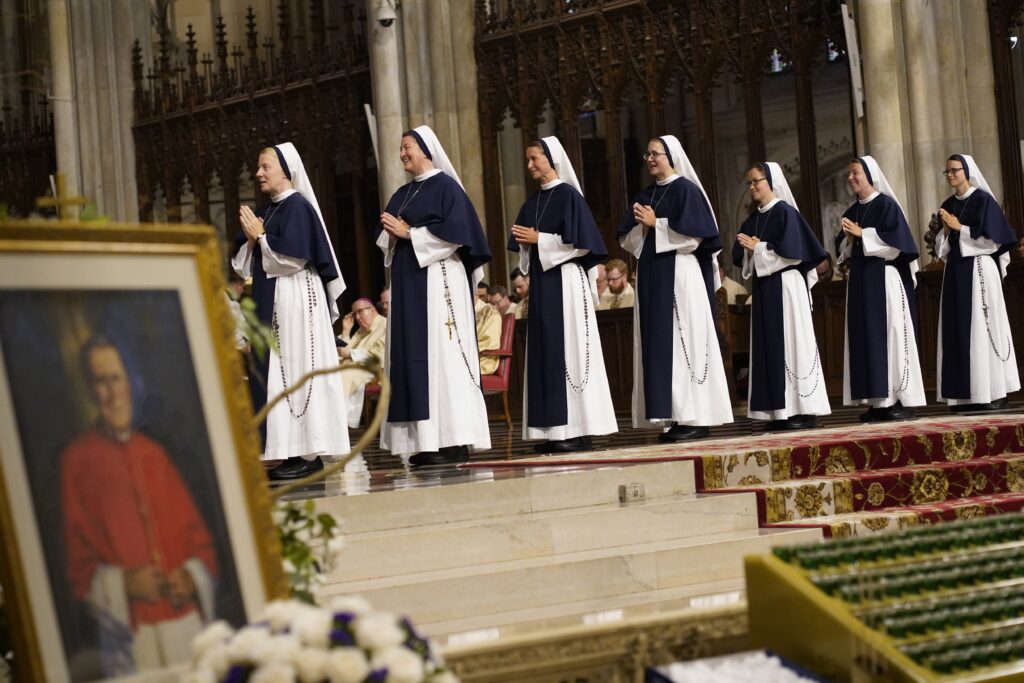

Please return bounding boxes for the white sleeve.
[231,242,254,279]
[260,236,308,277]
[835,236,853,264]
[860,228,901,260]
[712,249,723,291]
[537,232,589,272]
[350,348,370,363]
[184,557,216,622]
[410,227,459,267]
[85,565,130,627]
[518,244,531,276]
[741,250,754,280]
[654,217,702,254]
[958,228,999,257]
[619,224,646,258]
[376,229,395,267]
[936,230,951,260]
[752,242,801,277]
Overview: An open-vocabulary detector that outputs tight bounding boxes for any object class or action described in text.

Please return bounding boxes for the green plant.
[274,500,343,604]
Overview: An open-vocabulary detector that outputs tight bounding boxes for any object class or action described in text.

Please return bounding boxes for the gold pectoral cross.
[445,317,455,339]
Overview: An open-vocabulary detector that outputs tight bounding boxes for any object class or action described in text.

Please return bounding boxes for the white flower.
[256,634,301,666]
[227,625,273,664]
[192,620,235,662]
[272,507,288,527]
[180,665,218,683]
[294,608,333,649]
[282,558,299,576]
[327,535,346,561]
[428,672,460,683]
[250,662,298,683]
[372,646,425,683]
[293,648,330,683]
[327,595,372,616]
[324,647,371,683]
[199,643,232,680]
[353,611,405,650]
[262,600,306,632]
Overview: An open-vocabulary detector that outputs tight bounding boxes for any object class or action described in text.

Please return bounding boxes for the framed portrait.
[0,220,286,682]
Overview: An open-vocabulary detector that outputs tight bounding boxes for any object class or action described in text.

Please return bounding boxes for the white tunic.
[836,201,926,409]
[935,187,1020,404]
[232,214,351,462]
[377,170,491,456]
[517,184,618,441]
[741,199,831,421]
[620,177,734,428]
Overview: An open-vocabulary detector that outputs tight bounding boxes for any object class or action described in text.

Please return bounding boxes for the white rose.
[199,643,232,680]
[192,620,235,662]
[428,672,460,683]
[250,662,297,683]
[372,646,425,683]
[262,600,305,632]
[353,612,405,650]
[227,625,273,664]
[181,665,218,683]
[327,595,372,616]
[324,647,371,683]
[256,634,301,666]
[294,608,333,649]
[293,648,330,683]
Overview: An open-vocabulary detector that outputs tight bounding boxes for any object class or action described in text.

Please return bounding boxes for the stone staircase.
[313,460,820,639]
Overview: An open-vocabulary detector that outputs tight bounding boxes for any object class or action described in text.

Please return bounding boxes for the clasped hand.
[511,225,539,245]
[381,212,411,240]
[632,203,656,229]
[239,205,264,242]
[840,217,863,238]
[938,208,962,231]
[736,233,760,253]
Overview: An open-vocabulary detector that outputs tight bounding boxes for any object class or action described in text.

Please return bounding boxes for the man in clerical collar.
[599,258,635,309]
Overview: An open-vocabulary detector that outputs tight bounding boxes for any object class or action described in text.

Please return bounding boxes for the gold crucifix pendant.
[445,318,455,339]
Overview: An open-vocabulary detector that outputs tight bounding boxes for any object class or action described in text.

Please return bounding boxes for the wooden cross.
[36,173,88,220]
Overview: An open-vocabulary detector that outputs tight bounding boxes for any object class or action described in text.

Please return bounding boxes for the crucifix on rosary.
[444,317,455,339]
[35,173,88,219]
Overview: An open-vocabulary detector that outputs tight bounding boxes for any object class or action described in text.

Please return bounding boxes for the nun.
[233,142,350,480]
[509,136,617,452]
[732,162,831,430]
[837,156,925,421]
[377,126,493,465]
[617,135,733,441]
[936,154,1019,411]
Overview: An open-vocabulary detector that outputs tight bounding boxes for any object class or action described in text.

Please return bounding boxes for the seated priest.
[476,295,502,375]
[61,334,217,675]
[599,258,635,309]
[339,297,388,428]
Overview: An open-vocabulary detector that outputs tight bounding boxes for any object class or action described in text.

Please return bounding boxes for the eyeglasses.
[607,274,625,283]
[642,151,668,161]
[748,177,767,187]
[352,307,375,315]
[942,168,964,177]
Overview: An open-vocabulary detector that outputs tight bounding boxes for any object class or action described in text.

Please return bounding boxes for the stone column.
[368,0,407,203]
[48,0,84,203]
[449,0,486,216]
[427,0,460,163]
[401,0,433,129]
[958,0,1002,198]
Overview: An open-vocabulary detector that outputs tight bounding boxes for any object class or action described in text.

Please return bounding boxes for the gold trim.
[0,219,287,678]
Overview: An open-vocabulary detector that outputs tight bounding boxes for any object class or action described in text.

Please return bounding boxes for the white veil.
[275,142,346,322]
[958,153,995,197]
[412,125,464,191]
[765,161,799,211]
[659,134,718,230]
[540,136,583,195]
[858,155,907,218]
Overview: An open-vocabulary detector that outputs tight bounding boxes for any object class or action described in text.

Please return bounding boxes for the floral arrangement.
[274,500,345,604]
[186,597,458,683]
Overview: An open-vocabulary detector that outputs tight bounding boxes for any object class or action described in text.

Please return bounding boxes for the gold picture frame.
[0,219,286,682]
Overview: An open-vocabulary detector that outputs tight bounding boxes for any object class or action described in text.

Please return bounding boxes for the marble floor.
[273,400,1024,500]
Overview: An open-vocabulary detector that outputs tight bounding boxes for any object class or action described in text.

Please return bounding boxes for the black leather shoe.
[859,406,885,423]
[658,424,711,443]
[546,437,586,453]
[533,441,553,454]
[887,402,916,421]
[787,414,818,430]
[765,419,792,432]
[409,445,469,467]
[268,456,324,481]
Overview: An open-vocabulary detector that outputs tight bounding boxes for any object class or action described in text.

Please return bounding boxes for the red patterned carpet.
[463,414,1024,537]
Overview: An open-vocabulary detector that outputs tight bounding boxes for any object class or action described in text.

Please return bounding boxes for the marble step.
[332,492,760,581]
[318,460,697,534]
[321,527,820,625]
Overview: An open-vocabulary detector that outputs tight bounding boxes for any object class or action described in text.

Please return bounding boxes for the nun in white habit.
[377,126,493,465]
[509,136,617,452]
[731,162,831,430]
[936,153,1020,410]
[234,142,350,479]
[837,155,925,421]
[616,135,733,440]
